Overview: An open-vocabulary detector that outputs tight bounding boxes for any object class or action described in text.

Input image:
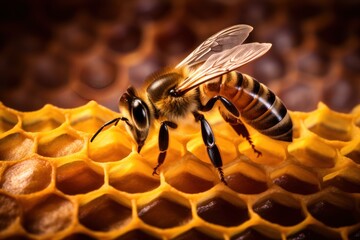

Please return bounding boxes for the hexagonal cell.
[115,229,161,240]
[287,226,341,240]
[78,194,132,232]
[271,165,319,195]
[0,193,21,231]
[0,132,34,160]
[226,172,267,194]
[341,140,360,164]
[197,195,249,227]
[307,194,359,228]
[89,127,132,162]
[38,133,84,157]
[69,102,117,133]
[171,228,222,240]
[22,194,74,235]
[273,174,319,194]
[323,168,360,193]
[138,195,192,228]
[0,107,18,133]
[56,161,104,195]
[225,162,268,194]
[304,104,353,141]
[288,136,336,168]
[167,171,214,194]
[252,194,305,226]
[21,106,65,132]
[108,154,160,193]
[164,157,216,193]
[1,158,52,194]
[110,173,159,193]
[231,227,281,240]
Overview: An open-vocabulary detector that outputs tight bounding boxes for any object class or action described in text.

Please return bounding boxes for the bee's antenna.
[90,117,122,142]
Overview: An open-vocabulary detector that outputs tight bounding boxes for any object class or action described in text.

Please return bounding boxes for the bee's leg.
[200,96,239,117]
[90,117,130,142]
[193,111,227,185]
[220,110,262,157]
[152,121,177,176]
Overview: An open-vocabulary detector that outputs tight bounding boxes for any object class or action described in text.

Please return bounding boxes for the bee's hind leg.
[193,111,227,185]
[220,110,262,157]
[152,121,177,176]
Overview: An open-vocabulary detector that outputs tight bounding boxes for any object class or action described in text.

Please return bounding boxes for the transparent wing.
[175,25,253,69]
[175,42,271,94]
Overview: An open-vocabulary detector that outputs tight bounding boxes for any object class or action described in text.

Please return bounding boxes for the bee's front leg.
[193,111,227,185]
[152,121,177,176]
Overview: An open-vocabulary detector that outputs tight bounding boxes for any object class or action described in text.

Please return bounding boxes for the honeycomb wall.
[0,0,359,112]
[0,101,359,240]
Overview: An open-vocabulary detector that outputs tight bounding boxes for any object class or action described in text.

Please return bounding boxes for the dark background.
[0,0,359,112]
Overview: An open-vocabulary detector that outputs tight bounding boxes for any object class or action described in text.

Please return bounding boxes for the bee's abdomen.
[217,72,293,142]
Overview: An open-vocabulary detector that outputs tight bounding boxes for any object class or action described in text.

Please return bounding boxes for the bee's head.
[119,87,150,153]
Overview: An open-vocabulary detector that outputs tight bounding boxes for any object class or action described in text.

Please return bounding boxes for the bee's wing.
[175,25,253,69]
[175,42,271,94]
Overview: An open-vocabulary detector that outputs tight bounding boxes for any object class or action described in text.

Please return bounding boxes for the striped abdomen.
[201,71,293,142]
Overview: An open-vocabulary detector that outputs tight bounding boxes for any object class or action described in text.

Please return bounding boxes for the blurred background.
[0,0,359,112]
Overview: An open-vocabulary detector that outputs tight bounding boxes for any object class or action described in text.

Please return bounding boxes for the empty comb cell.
[21,105,64,132]
[252,193,305,226]
[56,160,104,195]
[1,158,52,194]
[69,102,118,133]
[0,194,21,231]
[307,193,360,228]
[0,132,34,161]
[22,194,74,235]
[137,194,192,228]
[78,194,132,232]
[0,105,18,133]
[37,132,84,158]
[225,161,268,194]
[197,195,249,227]
[108,154,160,193]
[164,155,216,193]
[322,167,360,193]
[341,139,360,163]
[271,164,320,194]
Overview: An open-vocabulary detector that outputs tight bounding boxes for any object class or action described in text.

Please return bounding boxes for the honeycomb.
[0,101,360,240]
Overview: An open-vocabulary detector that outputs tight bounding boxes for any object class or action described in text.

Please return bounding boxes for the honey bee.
[91,25,293,184]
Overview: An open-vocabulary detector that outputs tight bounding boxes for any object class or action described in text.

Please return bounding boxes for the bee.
[91,25,293,185]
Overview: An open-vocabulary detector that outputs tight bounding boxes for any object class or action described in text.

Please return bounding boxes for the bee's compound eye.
[131,99,149,130]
